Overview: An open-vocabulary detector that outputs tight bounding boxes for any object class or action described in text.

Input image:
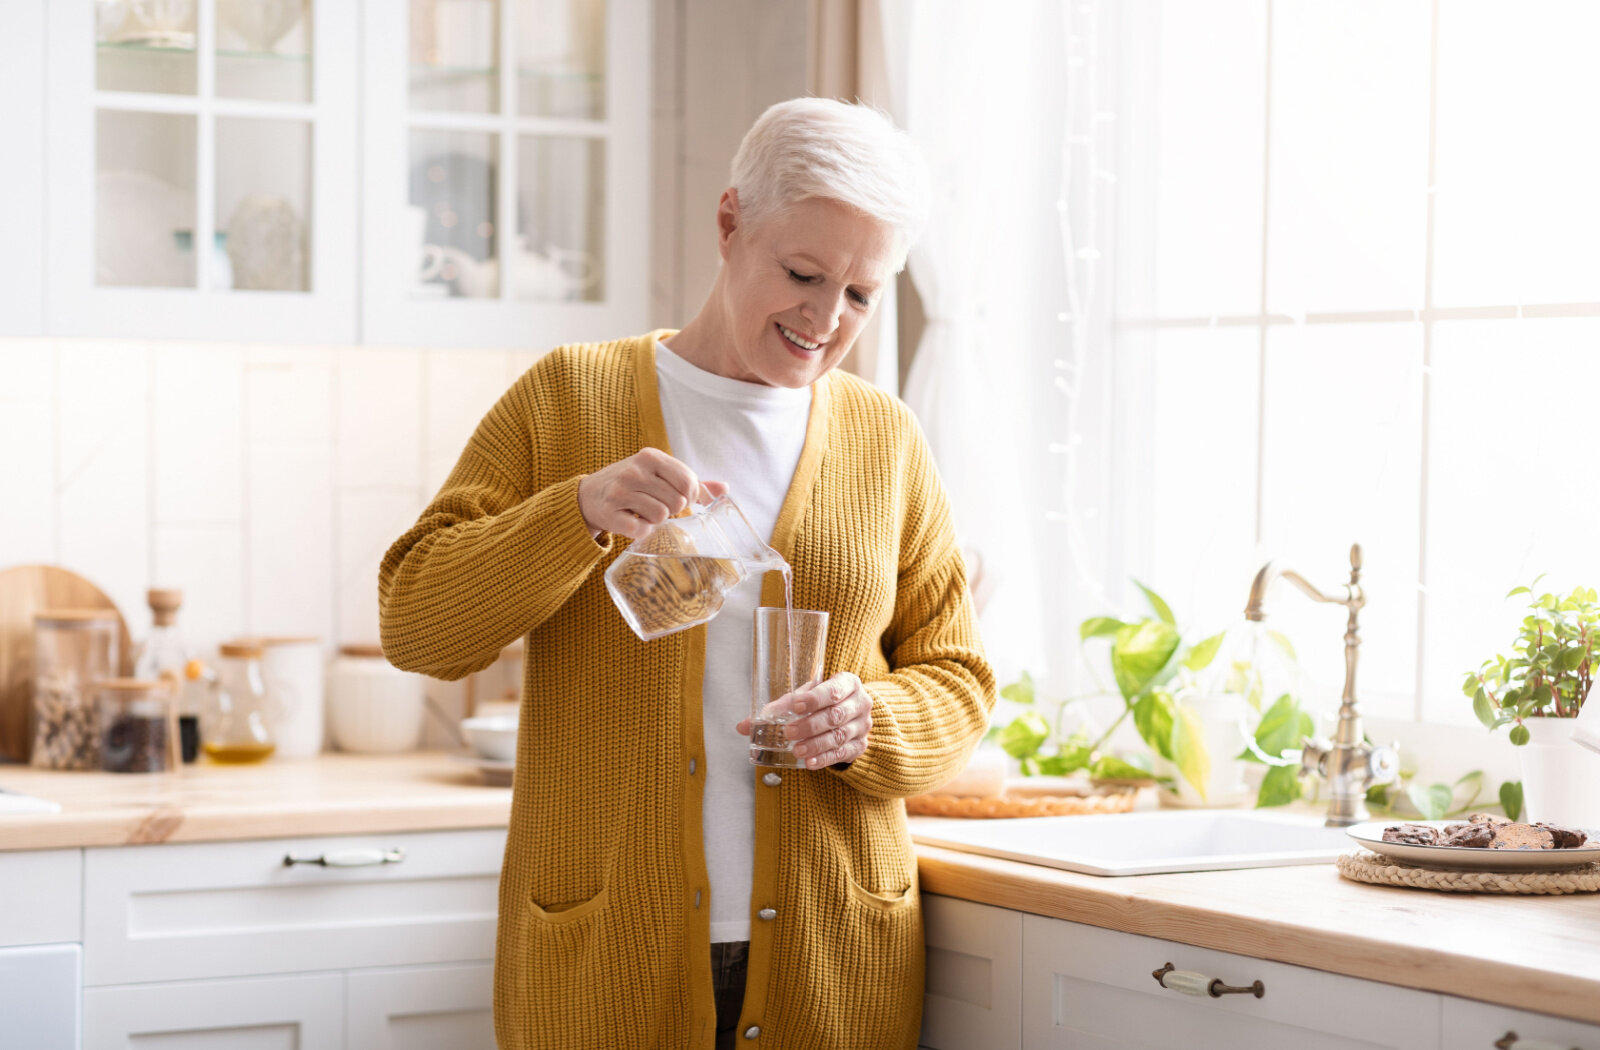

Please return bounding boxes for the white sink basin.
[909,808,1352,876]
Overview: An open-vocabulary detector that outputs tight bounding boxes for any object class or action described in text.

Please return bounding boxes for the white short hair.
[730,97,930,266]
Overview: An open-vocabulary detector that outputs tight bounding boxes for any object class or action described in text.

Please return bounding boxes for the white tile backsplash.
[247,439,335,644]
[338,346,423,490]
[0,340,56,565]
[338,487,428,647]
[153,342,244,524]
[56,339,149,627]
[423,348,513,496]
[1,337,518,670]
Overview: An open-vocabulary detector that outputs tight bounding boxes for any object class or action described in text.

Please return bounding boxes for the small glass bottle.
[202,642,276,764]
[134,588,191,765]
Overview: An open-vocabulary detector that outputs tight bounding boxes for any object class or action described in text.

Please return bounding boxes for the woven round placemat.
[1337,849,1600,895]
[905,788,1139,818]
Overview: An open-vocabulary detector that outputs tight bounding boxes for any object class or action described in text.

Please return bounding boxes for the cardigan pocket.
[845,875,915,913]
[527,884,611,925]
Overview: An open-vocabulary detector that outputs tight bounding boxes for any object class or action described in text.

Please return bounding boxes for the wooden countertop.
[0,751,510,850]
[4,757,1596,1024]
[917,843,1600,1025]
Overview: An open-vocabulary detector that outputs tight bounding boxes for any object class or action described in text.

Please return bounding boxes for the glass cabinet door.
[364,0,646,348]
[49,0,357,340]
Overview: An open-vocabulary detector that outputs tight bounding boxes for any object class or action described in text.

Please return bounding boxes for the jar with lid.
[327,644,425,753]
[98,678,174,773]
[134,588,194,764]
[201,641,276,764]
[31,609,121,770]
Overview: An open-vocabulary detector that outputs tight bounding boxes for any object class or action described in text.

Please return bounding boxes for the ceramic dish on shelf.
[1346,820,1600,872]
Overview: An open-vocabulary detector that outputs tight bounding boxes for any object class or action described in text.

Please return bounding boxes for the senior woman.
[379,97,995,1050]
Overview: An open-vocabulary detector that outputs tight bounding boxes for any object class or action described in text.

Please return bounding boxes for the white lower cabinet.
[84,972,344,1049]
[76,827,507,1050]
[1020,914,1442,1049]
[1441,997,1600,1050]
[920,896,1023,1050]
[346,962,497,1050]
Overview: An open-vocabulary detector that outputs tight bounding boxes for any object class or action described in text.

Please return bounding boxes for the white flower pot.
[1516,717,1600,828]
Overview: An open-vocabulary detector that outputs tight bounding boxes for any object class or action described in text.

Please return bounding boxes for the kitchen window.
[930,0,1600,730]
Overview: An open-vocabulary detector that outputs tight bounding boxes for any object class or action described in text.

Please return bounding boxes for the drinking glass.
[749,607,828,769]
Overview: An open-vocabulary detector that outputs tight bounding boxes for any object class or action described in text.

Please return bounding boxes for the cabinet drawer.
[84,971,342,1050]
[0,849,82,946]
[84,827,506,986]
[1023,915,1442,1049]
[1442,996,1600,1050]
[920,894,1022,1050]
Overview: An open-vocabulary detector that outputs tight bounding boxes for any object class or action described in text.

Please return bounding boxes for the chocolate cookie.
[1441,823,1497,848]
[1468,812,1510,826]
[1382,823,1440,846]
[1488,823,1555,850]
[1534,822,1590,849]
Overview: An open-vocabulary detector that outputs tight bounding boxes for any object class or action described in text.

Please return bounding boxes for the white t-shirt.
[654,341,812,944]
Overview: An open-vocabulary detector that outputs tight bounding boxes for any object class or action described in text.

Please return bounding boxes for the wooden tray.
[0,564,133,762]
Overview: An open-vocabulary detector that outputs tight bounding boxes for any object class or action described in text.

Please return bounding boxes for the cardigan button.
[743,1026,761,1039]
[758,908,776,921]
[762,773,781,787]
[689,757,697,775]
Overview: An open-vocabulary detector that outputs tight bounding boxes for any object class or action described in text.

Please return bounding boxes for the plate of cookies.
[1347,813,1600,871]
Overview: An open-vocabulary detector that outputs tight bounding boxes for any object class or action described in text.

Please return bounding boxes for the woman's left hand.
[737,672,872,769]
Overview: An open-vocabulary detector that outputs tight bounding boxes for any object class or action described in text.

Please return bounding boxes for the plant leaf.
[1133,692,1176,761]
[1499,780,1524,821]
[1509,724,1531,747]
[1133,580,1176,625]
[1171,703,1211,802]
[997,711,1050,760]
[1000,670,1036,705]
[1472,688,1497,729]
[1111,621,1181,699]
[1257,764,1302,807]
[1080,616,1126,641]
[1090,754,1153,781]
[1253,694,1308,757]
[1182,632,1226,672]
[1407,782,1453,820]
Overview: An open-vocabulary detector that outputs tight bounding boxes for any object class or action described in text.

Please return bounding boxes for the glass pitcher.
[604,496,789,641]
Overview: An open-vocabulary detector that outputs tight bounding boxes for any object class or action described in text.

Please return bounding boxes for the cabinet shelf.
[97,40,310,63]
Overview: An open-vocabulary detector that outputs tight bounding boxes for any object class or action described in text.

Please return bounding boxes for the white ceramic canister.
[239,636,326,759]
[327,644,425,753]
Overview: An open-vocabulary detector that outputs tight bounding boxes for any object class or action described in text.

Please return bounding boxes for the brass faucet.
[1244,543,1398,826]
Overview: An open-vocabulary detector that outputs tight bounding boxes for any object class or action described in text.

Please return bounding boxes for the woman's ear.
[716,189,741,260]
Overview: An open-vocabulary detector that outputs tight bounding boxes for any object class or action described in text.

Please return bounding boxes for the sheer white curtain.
[870,0,1117,687]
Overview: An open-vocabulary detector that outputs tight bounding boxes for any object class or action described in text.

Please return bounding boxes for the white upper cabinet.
[361,0,650,349]
[0,1,45,337]
[46,0,360,342]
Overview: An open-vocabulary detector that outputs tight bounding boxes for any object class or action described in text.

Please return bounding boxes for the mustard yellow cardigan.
[379,333,994,1050]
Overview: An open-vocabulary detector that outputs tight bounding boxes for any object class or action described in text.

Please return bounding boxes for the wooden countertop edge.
[0,796,512,850]
[916,846,1600,1026]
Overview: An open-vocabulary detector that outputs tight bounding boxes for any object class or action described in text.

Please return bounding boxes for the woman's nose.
[799,288,844,335]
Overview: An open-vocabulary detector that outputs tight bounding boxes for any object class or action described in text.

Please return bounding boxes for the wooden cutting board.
[0,564,134,762]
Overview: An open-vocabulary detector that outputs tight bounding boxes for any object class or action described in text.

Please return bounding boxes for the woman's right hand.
[578,448,728,541]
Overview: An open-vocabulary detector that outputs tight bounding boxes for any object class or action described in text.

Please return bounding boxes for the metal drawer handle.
[1494,1033,1580,1050]
[1152,962,1265,999]
[283,848,406,868]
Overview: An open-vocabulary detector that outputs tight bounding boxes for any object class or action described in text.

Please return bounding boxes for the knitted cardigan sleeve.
[835,406,996,800]
[377,361,613,681]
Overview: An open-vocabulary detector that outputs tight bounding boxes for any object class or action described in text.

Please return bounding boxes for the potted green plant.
[1464,581,1600,826]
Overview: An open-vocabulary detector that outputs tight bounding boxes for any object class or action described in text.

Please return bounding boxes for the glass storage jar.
[98,678,174,773]
[31,609,122,770]
[201,641,276,764]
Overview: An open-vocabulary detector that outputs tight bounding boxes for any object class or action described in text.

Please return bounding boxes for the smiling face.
[702,193,899,388]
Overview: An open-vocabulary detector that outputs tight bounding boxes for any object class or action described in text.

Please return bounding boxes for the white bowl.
[461,715,518,763]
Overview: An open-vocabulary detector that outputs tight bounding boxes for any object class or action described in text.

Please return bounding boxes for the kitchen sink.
[909,808,1353,876]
